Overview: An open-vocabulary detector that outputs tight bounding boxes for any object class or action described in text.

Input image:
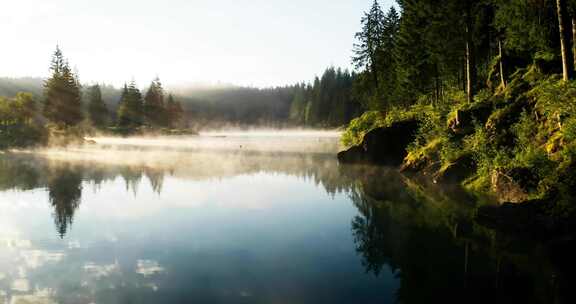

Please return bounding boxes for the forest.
[340,0,576,218]
[0,54,361,139]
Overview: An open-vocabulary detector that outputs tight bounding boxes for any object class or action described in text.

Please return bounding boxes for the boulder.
[338,119,419,167]
[399,154,429,173]
[337,145,368,164]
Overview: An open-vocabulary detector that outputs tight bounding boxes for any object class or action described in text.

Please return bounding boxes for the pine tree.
[353,0,386,89]
[288,68,357,127]
[43,46,83,126]
[144,77,167,127]
[87,84,109,128]
[117,81,144,127]
[165,94,184,128]
[288,84,307,124]
[493,0,557,56]
[378,6,400,108]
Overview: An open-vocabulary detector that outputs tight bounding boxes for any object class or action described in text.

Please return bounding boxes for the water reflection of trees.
[4,149,571,303]
[0,150,357,237]
[47,166,82,237]
[346,166,575,304]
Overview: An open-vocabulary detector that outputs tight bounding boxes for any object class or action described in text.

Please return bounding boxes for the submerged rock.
[338,119,419,167]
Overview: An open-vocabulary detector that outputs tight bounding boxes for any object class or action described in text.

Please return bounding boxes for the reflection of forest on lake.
[0,137,573,303]
[347,167,576,304]
[0,147,352,237]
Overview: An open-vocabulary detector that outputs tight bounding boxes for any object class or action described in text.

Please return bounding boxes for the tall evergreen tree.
[165,94,184,128]
[493,0,558,57]
[43,46,83,126]
[117,81,143,127]
[394,0,436,103]
[87,84,109,128]
[288,84,307,124]
[353,0,386,91]
[379,7,401,107]
[288,68,358,127]
[144,77,167,127]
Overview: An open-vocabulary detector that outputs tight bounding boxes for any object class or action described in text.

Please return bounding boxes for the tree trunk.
[498,38,507,89]
[557,0,574,81]
[435,64,440,105]
[572,17,576,68]
[462,59,467,91]
[465,4,476,102]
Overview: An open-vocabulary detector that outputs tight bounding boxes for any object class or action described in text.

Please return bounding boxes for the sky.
[0,0,396,88]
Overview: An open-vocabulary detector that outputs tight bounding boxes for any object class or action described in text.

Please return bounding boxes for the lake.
[0,132,572,304]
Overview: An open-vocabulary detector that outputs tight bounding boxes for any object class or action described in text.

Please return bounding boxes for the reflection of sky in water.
[0,148,399,304]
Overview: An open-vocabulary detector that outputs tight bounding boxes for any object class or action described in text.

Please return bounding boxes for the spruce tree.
[44,46,83,126]
[87,84,109,128]
[165,94,184,128]
[117,81,144,127]
[378,6,400,108]
[353,0,386,90]
[144,77,167,127]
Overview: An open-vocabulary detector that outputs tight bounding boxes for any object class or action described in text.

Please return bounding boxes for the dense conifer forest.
[340,0,576,218]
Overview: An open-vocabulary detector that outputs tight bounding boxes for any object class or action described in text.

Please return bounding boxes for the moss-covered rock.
[434,154,476,184]
[400,138,443,175]
[485,98,527,133]
[338,119,420,166]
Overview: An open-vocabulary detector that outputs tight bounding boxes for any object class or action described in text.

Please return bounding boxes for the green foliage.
[343,0,576,219]
[43,46,83,127]
[0,93,46,148]
[87,84,109,128]
[493,0,558,55]
[341,102,441,148]
[341,111,386,147]
[143,77,168,127]
[352,2,401,110]
[165,94,184,129]
[117,82,144,127]
[289,67,359,127]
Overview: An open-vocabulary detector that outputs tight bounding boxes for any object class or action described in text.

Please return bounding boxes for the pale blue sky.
[1,0,396,87]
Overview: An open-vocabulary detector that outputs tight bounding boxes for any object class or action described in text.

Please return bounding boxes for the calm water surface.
[0,132,572,303]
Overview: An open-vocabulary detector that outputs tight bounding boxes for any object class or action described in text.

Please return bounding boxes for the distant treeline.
[0,66,361,130]
[177,67,361,128]
[289,67,361,127]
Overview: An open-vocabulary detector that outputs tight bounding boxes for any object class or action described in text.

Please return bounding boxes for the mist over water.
[86,130,342,153]
[9,131,343,181]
